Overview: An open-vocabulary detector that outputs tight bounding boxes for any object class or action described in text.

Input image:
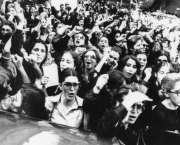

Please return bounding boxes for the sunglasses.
[63,82,80,89]
[84,55,97,60]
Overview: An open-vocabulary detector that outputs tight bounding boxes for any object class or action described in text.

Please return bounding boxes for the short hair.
[59,68,78,83]
[114,83,147,102]
[106,70,125,89]
[21,84,48,120]
[161,73,180,92]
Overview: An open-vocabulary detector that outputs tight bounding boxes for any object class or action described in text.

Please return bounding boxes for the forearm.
[95,56,107,73]
[18,67,31,83]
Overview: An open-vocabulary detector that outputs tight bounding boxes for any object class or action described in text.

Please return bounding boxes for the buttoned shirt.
[50,93,83,128]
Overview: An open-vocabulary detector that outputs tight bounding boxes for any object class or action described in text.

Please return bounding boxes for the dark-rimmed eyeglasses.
[63,82,80,89]
[84,55,97,60]
[168,90,180,96]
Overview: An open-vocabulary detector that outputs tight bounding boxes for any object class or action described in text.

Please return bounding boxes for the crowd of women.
[0,0,180,144]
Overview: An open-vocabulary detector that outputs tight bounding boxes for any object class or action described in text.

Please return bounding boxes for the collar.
[46,93,83,107]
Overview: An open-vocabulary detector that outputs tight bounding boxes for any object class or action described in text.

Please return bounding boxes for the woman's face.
[62,76,79,100]
[74,33,86,46]
[133,39,144,53]
[107,50,119,67]
[60,52,75,72]
[1,25,13,36]
[56,23,63,32]
[136,54,147,71]
[84,51,97,70]
[40,18,48,28]
[31,43,46,64]
[67,37,74,49]
[157,55,168,64]
[167,81,180,107]
[115,33,121,42]
[98,37,109,51]
[157,65,170,85]
[123,58,137,79]
[30,7,36,14]
[105,28,112,35]
[127,101,145,124]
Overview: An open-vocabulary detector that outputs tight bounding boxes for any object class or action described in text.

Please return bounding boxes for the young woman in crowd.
[119,55,141,84]
[148,73,180,145]
[47,68,88,128]
[0,0,180,144]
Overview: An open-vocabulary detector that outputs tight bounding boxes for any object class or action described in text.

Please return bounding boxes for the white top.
[50,94,84,128]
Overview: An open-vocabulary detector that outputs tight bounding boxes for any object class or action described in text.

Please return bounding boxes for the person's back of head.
[21,84,48,120]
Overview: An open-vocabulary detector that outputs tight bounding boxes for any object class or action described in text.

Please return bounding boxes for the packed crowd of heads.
[0,0,180,144]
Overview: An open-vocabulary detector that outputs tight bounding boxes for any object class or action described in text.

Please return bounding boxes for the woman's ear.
[105,85,110,92]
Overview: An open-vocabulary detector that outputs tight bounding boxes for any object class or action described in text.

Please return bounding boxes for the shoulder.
[76,95,84,107]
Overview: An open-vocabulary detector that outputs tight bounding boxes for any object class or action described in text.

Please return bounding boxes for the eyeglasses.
[84,55,97,60]
[157,59,168,63]
[63,82,80,89]
[131,104,145,113]
[168,90,180,96]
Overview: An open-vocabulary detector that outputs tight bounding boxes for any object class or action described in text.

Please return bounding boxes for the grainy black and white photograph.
[0,0,179,144]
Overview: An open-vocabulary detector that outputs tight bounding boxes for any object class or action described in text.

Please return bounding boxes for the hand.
[57,25,72,35]
[11,54,23,69]
[144,67,152,80]
[95,74,109,90]
[41,76,49,87]
[45,98,54,112]
[68,26,82,37]
[26,54,38,68]
[123,91,152,110]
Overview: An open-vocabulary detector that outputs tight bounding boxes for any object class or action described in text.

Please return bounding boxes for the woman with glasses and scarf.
[148,73,180,145]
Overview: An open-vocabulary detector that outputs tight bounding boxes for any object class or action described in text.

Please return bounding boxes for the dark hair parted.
[59,68,79,83]
[26,39,48,66]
